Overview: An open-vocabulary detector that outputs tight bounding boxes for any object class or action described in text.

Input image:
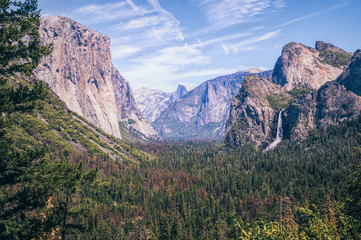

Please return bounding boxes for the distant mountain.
[169,84,188,103]
[36,16,159,141]
[225,41,356,149]
[152,69,272,139]
[134,84,188,123]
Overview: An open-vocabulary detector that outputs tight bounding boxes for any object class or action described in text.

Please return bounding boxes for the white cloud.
[222,30,280,54]
[197,0,285,31]
[76,2,145,23]
[121,16,161,30]
[121,43,211,90]
[111,45,141,59]
[75,0,184,56]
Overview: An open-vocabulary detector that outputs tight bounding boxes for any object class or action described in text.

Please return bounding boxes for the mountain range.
[225,41,360,149]
[149,69,272,139]
[134,84,188,123]
[34,17,360,149]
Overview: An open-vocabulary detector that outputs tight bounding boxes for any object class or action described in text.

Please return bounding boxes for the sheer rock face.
[225,75,284,147]
[152,70,271,139]
[225,42,356,148]
[36,16,158,139]
[337,50,361,96]
[111,67,159,138]
[169,84,188,103]
[283,50,361,141]
[272,42,350,90]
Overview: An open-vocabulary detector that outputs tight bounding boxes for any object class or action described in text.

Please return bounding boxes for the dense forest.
[1,1,361,239]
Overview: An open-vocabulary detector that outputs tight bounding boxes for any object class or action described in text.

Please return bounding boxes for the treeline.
[1,0,361,239]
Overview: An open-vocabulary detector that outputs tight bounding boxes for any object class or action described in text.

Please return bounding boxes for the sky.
[38,0,361,92]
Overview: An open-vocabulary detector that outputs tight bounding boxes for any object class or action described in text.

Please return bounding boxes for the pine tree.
[158,214,170,240]
[0,0,51,76]
[0,118,49,239]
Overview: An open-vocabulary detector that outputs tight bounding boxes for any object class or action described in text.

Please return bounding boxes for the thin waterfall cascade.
[265,111,283,151]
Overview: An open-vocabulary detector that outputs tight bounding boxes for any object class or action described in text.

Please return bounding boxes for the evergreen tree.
[346,150,361,232]
[0,118,49,239]
[0,0,50,76]
[158,214,170,240]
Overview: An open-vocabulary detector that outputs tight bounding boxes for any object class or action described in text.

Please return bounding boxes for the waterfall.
[265,111,283,151]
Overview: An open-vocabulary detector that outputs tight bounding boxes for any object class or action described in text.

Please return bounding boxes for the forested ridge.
[1,0,361,239]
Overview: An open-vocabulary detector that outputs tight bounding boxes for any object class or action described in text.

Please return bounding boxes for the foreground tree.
[0,0,50,76]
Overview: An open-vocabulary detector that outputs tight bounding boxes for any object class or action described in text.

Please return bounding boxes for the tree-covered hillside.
[0,1,153,238]
[1,1,361,239]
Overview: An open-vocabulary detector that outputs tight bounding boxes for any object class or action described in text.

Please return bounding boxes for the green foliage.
[287,86,313,99]
[266,93,293,111]
[346,150,361,234]
[0,78,48,114]
[41,161,97,239]
[0,118,48,239]
[267,86,313,111]
[319,49,352,68]
[0,0,51,76]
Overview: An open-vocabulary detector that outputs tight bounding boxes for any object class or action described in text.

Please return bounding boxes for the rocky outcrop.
[36,16,158,140]
[153,69,271,139]
[225,41,355,148]
[272,42,350,90]
[337,49,361,95]
[283,50,361,141]
[225,75,284,147]
[169,84,188,103]
[315,41,353,69]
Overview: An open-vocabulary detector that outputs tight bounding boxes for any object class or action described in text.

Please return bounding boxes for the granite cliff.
[282,49,361,141]
[225,41,355,148]
[271,41,350,90]
[36,16,158,140]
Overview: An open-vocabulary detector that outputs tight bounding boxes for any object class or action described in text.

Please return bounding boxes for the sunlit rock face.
[36,16,159,139]
[272,42,350,91]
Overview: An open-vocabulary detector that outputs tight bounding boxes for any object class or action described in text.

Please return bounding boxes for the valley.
[1,1,361,239]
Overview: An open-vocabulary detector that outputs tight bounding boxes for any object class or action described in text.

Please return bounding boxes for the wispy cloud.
[111,45,141,59]
[277,1,349,28]
[222,30,280,54]
[76,2,145,23]
[196,0,285,32]
[75,0,184,56]
[122,43,211,90]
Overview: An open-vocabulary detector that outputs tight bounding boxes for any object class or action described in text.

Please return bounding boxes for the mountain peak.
[170,84,188,103]
[315,41,347,53]
[272,41,349,90]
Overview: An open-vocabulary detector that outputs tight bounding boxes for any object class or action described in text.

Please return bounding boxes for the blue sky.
[39,0,361,92]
